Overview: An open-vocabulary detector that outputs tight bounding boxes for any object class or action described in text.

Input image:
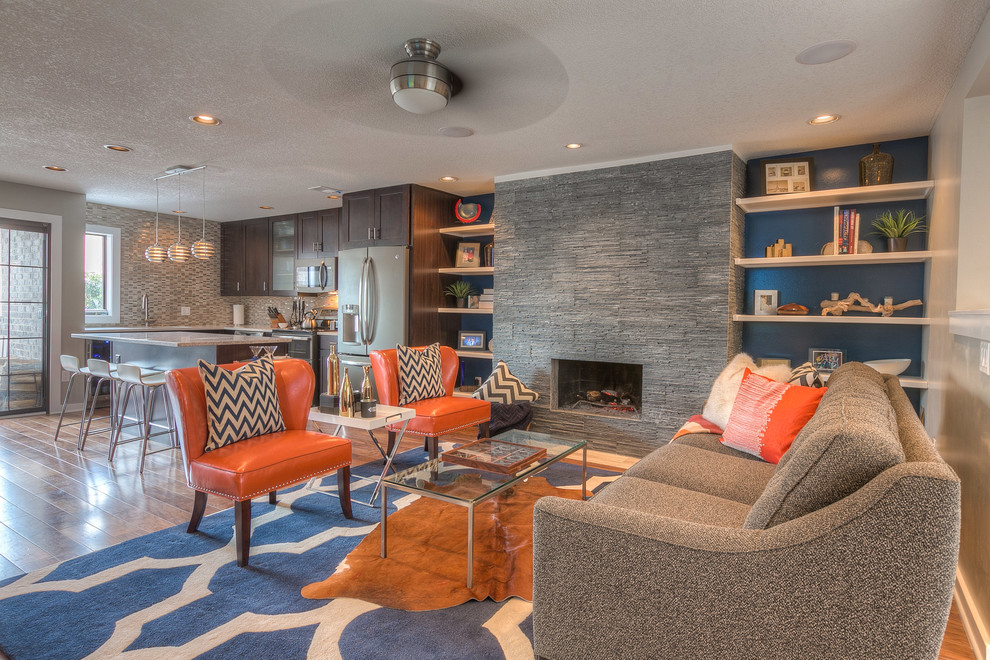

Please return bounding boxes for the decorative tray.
[441,438,547,474]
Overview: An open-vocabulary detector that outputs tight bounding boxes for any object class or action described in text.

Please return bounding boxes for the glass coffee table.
[379,429,587,588]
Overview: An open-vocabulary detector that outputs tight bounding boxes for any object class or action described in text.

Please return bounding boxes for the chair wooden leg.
[234,499,252,567]
[187,490,208,533]
[427,436,439,461]
[268,491,277,505]
[337,465,352,519]
[479,421,490,439]
[386,430,398,457]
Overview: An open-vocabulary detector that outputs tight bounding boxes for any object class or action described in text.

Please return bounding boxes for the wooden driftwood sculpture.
[820,292,923,317]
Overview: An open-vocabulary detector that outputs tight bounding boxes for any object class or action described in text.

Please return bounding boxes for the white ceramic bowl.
[278,322,289,328]
[864,358,910,376]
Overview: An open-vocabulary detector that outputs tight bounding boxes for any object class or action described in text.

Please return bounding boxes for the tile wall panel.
[493,151,737,457]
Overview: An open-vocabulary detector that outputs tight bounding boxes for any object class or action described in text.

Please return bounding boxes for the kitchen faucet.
[141,294,150,326]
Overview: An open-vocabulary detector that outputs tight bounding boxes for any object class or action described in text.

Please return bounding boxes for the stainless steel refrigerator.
[336,246,409,381]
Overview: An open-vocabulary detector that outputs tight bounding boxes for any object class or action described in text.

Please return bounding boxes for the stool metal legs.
[109,381,177,473]
[53,371,89,444]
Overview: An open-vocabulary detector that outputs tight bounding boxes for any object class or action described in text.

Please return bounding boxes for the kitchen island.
[70,331,290,371]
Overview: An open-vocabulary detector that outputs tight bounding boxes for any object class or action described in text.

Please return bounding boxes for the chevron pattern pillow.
[473,361,539,404]
[198,356,285,451]
[397,344,446,405]
[789,362,825,388]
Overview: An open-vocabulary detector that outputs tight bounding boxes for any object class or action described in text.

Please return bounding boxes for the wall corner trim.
[956,567,990,660]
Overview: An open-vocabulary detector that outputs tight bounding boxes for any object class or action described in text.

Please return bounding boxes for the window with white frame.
[84,225,120,324]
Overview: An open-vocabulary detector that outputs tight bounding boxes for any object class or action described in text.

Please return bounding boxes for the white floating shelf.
[735,180,934,213]
[437,307,493,315]
[454,349,493,359]
[735,251,932,268]
[734,314,930,326]
[439,223,494,238]
[437,267,494,275]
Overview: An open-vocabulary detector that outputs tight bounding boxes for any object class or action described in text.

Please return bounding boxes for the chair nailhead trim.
[387,418,489,437]
[188,461,351,501]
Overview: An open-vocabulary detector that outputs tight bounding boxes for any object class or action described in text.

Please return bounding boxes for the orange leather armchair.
[371,346,490,460]
[165,358,351,567]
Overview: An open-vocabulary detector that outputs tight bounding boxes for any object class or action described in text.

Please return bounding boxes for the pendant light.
[191,166,215,259]
[167,173,191,262]
[145,180,167,263]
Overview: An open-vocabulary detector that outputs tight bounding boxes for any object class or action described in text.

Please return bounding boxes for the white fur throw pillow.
[701,353,792,429]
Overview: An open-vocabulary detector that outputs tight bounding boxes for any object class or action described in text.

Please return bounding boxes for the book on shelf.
[482,288,494,294]
[832,206,860,255]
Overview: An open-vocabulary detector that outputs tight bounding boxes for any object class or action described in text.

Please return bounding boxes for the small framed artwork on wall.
[809,348,845,373]
[761,157,815,195]
[754,289,779,316]
[456,242,481,268]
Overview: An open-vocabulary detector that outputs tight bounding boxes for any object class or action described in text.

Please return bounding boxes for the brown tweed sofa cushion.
[744,362,905,529]
[592,476,751,528]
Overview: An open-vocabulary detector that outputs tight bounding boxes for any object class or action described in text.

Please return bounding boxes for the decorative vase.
[859,143,893,186]
[456,297,467,308]
[339,368,354,417]
[360,365,377,418]
[887,237,908,252]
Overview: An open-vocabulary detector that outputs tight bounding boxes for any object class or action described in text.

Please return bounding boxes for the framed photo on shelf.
[754,289,779,316]
[760,157,814,195]
[456,242,481,268]
[809,348,845,373]
[457,330,487,351]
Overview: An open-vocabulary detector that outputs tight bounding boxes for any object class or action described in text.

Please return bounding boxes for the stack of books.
[832,206,861,254]
[478,288,494,310]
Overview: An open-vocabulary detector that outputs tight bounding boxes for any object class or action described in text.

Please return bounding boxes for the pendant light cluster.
[146,165,214,263]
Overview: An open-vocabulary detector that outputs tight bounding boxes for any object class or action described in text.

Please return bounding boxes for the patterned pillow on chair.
[397,343,446,405]
[473,360,539,404]
[198,355,285,451]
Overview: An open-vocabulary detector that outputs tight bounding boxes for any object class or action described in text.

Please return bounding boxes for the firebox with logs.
[551,358,643,419]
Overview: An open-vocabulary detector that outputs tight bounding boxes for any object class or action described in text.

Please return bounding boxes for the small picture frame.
[761,157,815,195]
[809,348,845,373]
[456,242,481,268]
[468,294,480,309]
[754,289,779,316]
[457,330,487,351]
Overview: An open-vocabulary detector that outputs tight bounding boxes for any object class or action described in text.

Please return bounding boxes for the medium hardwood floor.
[0,410,974,659]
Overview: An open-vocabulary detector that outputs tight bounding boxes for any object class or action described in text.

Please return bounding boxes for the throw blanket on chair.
[481,402,533,437]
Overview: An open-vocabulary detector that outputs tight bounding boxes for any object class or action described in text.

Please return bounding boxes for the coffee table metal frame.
[380,430,587,588]
[308,404,416,506]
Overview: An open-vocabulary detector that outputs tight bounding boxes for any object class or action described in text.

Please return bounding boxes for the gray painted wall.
[493,151,741,457]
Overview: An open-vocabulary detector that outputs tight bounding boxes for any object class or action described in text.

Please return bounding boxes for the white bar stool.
[110,363,177,473]
[54,355,92,446]
[77,359,122,451]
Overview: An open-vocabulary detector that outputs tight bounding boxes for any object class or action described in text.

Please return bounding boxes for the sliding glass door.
[0,219,50,414]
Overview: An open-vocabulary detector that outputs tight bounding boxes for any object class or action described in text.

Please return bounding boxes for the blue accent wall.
[455,193,494,386]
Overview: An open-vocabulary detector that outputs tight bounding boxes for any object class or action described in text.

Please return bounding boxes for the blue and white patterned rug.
[0,449,617,659]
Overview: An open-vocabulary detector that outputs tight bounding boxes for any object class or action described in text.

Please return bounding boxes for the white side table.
[308,404,416,506]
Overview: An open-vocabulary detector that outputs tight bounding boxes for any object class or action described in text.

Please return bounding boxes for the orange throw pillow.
[720,369,826,463]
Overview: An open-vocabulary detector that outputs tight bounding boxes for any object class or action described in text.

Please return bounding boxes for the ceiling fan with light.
[389,38,462,114]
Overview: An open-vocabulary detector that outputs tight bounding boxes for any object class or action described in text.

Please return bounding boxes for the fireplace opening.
[551,358,643,419]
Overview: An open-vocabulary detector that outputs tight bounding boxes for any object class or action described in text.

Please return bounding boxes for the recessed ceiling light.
[438,126,474,138]
[796,40,857,65]
[565,143,582,149]
[439,176,458,182]
[190,115,221,126]
[172,210,187,214]
[259,206,274,210]
[103,144,131,152]
[807,114,841,125]
[327,194,340,200]
[43,165,67,172]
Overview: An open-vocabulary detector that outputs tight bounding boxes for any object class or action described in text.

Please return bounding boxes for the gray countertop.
[70,331,291,347]
[83,325,273,333]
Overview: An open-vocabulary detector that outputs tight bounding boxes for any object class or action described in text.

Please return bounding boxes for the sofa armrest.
[533,463,959,660]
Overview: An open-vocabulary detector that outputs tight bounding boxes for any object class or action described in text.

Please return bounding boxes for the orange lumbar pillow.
[720,368,826,463]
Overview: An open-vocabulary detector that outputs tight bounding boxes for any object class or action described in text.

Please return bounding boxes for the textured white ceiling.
[0,0,987,220]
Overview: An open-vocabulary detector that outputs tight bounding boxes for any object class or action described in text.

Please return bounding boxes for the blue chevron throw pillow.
[198,355,285,451]
[396,343,446,405]
[473,361,539,404]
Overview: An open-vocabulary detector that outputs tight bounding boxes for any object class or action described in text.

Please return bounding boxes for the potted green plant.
[870,209,927,252]
[444,280,475,308]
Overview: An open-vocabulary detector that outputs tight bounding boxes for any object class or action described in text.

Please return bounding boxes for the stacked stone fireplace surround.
[493,151,744,457]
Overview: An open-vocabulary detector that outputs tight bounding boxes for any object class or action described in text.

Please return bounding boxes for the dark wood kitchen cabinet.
[220,221,245,296]
[270,214,297,296]
[243,218,272,295]
[340,185,411,249]
[296,208,340,259]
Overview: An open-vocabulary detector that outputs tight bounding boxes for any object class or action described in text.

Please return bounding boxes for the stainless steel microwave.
[294,258,337,293]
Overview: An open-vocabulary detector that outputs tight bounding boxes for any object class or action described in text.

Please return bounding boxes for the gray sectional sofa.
[532,362,961,660]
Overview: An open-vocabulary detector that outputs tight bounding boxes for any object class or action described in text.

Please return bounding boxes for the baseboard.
[956,568,990,660]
